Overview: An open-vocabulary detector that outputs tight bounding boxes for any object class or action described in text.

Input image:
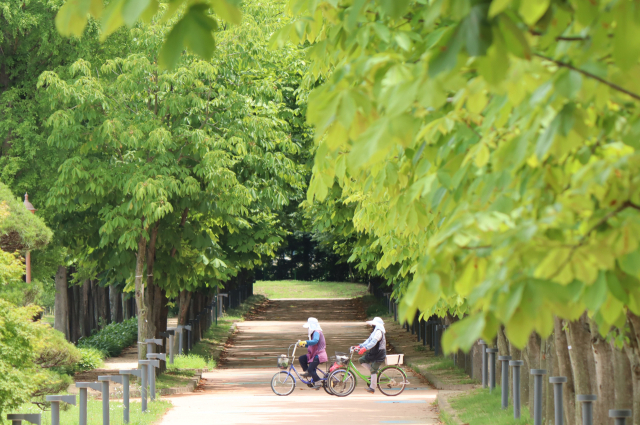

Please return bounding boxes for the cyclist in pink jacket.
[298,317,328,389]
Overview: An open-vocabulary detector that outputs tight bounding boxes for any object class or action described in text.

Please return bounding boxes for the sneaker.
[365,387,375,394]
[301,372,310,378]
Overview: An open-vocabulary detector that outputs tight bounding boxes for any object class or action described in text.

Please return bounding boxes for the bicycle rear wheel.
[328,369,356,397]
[322,380,334,396]
[271,371,296,396]
[377,366,407,396]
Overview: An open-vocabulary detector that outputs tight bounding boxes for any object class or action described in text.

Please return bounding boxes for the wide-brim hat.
[366,317,384,327]
[303,317,320,328]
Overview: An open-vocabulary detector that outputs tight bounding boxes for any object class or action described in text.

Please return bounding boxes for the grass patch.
[167,354,214,370]
[14,399,170,425]
[439,409,457,425]
[429,358,458,371]
[446,387,531,425]
[254,280,367,299]
[156,372,194,389]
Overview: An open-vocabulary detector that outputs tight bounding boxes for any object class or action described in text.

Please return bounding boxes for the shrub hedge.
[77,318,137,357]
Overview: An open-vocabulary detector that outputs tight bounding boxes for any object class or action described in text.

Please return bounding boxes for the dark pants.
[299,355,321,382]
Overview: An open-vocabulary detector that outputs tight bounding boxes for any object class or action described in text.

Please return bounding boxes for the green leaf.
[159,5,218,70]
[100,0,126,39]
[606,271,629,304]
[619,249,640,277]
[519,0,550,26]
[55,0,93,37]
[583,271,607,312]
[429,25,464,77]
[465,4,492,56]
[122,0,151,27]
[535,114,560,159]
[380,0,411,20]
[488,0,512,18]
[210,0,242,25]
[441,313,486,354]
[613,1,640,71]
[498,15,531,59]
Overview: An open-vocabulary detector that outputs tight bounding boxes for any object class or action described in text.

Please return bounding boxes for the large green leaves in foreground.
[278,0,640,351]
[55,0,241,69]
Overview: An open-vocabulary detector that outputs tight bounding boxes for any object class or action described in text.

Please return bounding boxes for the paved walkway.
[158,299,439,425]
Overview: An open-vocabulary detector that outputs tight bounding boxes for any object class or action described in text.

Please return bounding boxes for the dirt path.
[158,299,439,425]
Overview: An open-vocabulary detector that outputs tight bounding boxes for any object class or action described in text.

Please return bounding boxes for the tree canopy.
[272,0,640,352]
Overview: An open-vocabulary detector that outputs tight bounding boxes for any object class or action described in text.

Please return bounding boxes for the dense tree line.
[1,0,313,361]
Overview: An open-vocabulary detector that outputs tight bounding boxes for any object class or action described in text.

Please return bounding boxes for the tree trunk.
[178,290,192,326]
[496,325,509,384]
[625,311,640,425]
[554,316,576,425]
[527,333,541,416]
[590,318,615,425]
[109,285,122,323]
[566,313,595,425]
[53,266,70,340]
[145,224,159,342]
[90,280,98,331]
[122,294,131,320]
[81,280,91,338]
[71,284,81,343]
[612,338,633,410]
[93,282,109,328]
[135,233,148,360]
[157,285,169,374]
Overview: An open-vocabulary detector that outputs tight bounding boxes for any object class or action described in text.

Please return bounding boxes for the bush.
[77,317,137,358]
[75,348,105,372]
[54,347,104,375]
[33,328,82,369]
[0,299,39,419]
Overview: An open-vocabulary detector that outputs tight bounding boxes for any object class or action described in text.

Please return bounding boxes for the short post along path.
[158,299,439,425]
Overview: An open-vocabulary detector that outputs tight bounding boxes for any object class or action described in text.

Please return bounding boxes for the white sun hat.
[303,317,322,338]
[366,317,386,333]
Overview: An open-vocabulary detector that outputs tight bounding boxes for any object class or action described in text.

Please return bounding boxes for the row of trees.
[270,0,640,424]
[1,0,313,363]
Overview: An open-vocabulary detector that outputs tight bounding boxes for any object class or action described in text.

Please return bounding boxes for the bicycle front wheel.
[271,371,296,396]
[377,366,407,396]
[328,369,356,397]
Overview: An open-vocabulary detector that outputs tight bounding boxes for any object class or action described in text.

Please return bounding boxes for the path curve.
[159,299,439,425]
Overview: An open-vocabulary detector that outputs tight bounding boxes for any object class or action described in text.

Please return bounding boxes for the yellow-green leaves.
[286,0,640,354]
[613,0,640,71]
[488,0,512,18]
[56,0,104,36]
[55,0,241,69]
[441,313,486,353]
[518,0,550,26]
[159,4,218,70]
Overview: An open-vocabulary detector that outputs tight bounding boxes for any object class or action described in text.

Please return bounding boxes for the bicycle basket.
[335,352,349,365]
[277,355,290,369]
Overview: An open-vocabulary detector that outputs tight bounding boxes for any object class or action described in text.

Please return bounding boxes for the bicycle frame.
[281,343,329,386]
[341,350,373,385]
